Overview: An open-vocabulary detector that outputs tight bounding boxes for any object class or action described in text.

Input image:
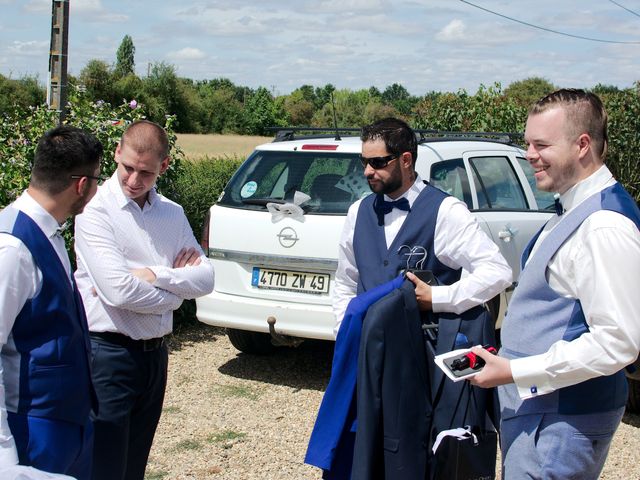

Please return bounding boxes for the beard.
[367,161,403,196]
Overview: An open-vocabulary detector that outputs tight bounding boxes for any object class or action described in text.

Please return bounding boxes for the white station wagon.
[196,128,555,354]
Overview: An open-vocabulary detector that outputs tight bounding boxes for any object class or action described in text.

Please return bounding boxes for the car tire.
[227,328,276,355]
[628,378,640,413]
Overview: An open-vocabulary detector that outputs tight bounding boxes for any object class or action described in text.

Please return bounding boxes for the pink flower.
[129,99,138,109]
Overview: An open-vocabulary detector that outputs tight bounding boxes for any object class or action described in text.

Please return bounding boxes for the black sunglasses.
[70,174,108,184]
[359,154,398,170]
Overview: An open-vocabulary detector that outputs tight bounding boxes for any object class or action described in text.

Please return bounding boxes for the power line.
[608,0,640,19]
[459,0,640,44]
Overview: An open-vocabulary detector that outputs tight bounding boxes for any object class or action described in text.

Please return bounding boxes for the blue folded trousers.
[8,412,93,480]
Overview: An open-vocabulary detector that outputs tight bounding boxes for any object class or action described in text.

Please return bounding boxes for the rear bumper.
[195,290,336,341]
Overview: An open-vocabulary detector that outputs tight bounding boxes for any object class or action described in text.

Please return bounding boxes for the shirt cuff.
[430,285,449,312]
[149,266,169,288]
[510,355,555,400]
[0,439,19,467]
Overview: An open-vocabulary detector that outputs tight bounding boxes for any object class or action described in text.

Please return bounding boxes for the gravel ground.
[146,322,640,480]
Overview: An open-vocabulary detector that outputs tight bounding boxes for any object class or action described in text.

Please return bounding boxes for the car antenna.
[331,92,341,141]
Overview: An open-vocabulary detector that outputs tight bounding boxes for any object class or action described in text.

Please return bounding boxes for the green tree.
[141,62,198,132]
[283,89,314,126]
[504,77,556,108]
[602,87,640,202]
[79,59,115,103]
[0,74,45,113]
[311,88,372,128]
[382,83,417,116]
[195,79,246,133]
[114,35,136,79]
[314,84,336,111]
[242,87,285,135]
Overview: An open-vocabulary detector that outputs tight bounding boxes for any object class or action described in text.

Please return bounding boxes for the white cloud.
[74,0,103,12]
[436,19,466,41]
[24,0,48,13]
[8,40,48,56]
[167,47,207,61]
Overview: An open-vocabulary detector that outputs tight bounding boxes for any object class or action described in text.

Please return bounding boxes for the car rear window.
[219,150,367,214]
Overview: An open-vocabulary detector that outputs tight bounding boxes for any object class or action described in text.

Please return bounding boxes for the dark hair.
[31,125,103,195]
[120,120,169,160]
[530,88,608,159]
[361,117,418,166]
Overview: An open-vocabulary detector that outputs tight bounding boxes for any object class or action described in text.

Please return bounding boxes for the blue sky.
[1,0,639,95]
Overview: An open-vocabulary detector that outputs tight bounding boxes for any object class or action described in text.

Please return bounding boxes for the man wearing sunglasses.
[333,117,511,333]
[0,125,103,478]
[330,117,511,476]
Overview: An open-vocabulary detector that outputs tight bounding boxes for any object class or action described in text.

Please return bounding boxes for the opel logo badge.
[277,227,299,248]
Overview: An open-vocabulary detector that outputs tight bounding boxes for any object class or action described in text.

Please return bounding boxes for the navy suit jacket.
[353,281,497,480]
[305,276,405,479]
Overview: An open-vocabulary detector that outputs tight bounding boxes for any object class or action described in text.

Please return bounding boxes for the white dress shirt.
[0,192,72,466]
[74,173,214,340]
[332,176,512,336]
[510,165,640,399]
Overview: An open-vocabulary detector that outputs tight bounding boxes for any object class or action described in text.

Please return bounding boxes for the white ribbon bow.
[266,191,310,223]
[431,425,478,454]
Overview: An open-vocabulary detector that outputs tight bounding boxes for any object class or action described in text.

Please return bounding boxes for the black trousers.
[89,335,168,480]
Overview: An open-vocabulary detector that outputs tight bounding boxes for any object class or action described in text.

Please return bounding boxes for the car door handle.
[498,227,515,243]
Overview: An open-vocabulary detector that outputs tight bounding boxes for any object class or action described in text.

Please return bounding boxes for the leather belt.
[90,331,165,352]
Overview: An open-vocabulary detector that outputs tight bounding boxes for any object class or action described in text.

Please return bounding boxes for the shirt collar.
[559,165,615,214]
[12,191,62,239]
[107,171,159,210]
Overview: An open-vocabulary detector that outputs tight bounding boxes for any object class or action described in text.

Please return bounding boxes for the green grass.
[207,430,248,444]
[174,438,203,452]
[144,470,168,480]
[215,383,260,400]
[207,429,247,449]
[162,405,181,414]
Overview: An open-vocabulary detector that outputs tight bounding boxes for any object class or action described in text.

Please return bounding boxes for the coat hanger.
[397,245,437,285]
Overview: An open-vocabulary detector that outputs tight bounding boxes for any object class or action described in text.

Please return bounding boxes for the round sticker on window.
[240,181,257,198]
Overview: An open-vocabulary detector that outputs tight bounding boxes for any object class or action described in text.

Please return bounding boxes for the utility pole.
[47,0,69,124]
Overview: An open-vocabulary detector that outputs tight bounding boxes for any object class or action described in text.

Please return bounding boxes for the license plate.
[251,267,330,294]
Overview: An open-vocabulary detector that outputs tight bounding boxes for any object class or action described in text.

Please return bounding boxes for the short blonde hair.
[120,120,169,161]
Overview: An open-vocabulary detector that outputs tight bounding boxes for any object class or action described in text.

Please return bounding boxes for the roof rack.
[266,126,524,146]
[266,127,361,143]
[414,129,523,145]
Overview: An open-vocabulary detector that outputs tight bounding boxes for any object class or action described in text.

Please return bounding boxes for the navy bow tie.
[554,195,564,216]
[373,196,411,226]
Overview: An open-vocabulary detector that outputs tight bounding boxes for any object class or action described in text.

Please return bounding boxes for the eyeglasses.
[70,174,108,184]
[359,154,398,170]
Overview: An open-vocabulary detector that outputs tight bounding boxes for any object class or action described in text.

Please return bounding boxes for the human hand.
[130,267,157,283]
[406,271,432,311]
[468,346,514,388]
[173,247,202,268]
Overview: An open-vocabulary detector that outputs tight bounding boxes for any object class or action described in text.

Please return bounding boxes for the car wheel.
[628,378,640,413]
[227,328,276,355]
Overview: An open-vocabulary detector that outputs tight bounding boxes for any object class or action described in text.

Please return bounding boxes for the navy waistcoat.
[0,207,94,424]
[353,184,461,292]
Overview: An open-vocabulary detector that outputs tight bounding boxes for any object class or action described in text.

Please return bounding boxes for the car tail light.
[200,209,210,255]
[301,144,338,151]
